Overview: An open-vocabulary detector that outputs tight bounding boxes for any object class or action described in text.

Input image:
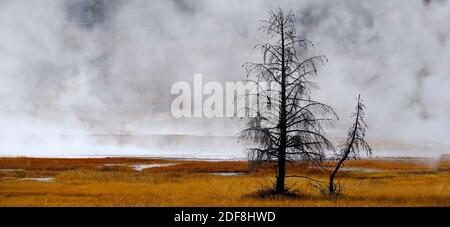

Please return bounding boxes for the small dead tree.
[329,95,371,195]
[240,8,337,195]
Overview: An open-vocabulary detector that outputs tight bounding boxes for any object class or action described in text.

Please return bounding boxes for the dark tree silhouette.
[240,8,337,195]
[329,95,371,195]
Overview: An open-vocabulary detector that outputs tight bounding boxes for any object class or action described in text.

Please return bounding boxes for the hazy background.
[0,0,449,158]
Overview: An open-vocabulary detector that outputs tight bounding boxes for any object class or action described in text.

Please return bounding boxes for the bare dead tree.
[240,8,338,195]
[329,95,371,195]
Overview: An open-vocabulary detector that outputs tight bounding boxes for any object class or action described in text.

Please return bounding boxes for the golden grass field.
[0,157,449,206]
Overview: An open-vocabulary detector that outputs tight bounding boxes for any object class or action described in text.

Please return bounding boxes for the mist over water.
[0,0,449,158]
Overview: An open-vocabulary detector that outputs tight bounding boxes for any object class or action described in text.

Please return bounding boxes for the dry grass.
[0,157,449,207]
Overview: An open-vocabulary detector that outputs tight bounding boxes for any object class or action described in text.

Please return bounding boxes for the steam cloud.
[0,0,449,158]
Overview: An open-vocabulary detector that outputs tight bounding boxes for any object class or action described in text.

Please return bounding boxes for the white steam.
[0,0,449,158]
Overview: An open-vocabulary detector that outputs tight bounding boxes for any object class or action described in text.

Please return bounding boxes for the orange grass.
[0,157,448,207]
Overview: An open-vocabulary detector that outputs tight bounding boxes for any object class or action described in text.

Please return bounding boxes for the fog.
[0,0,449,158]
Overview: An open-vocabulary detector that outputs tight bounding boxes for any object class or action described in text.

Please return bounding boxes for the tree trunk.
[276,18,287,195]
[276,144,286,194]
[329,157,345,193]
[329,97,360,194]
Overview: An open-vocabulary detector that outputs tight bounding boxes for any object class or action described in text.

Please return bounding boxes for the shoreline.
[0,154,448,162]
